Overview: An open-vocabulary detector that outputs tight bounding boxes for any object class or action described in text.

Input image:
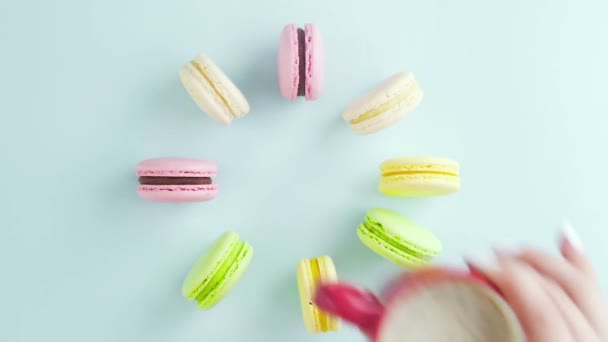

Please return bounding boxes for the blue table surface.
[1,0,607,341]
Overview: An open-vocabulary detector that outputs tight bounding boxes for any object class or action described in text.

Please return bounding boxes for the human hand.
[466,224,608,342]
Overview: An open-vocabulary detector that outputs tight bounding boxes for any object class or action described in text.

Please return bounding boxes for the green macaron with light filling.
[182,231,253,309]
[357,208,442,267]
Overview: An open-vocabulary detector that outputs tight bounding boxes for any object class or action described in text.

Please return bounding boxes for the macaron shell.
[365,208,442,255]
[379,175,460,197]
[305,24,324,100]
[380,157,459,175]
[180,54,249,124]
[138,184,218,203]
[357,225,429,268]
[193,54,249,118]
[379,157,460,197]
[297,259,320,332]
[198,240,253,309]
[349,100,413,135]
[343,72,419,121]
[180,63,234,124]
[136,158,218,177]
[182,232,239,299]
[137,158,218,203]
[317,257,341,331]
[297,256,341,333]
[278,24,299,100]
[344,72,422,134]
[181,232,253,310]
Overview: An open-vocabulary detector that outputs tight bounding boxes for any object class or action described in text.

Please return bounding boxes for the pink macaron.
[277,23,324,101]
[136,158,218,203]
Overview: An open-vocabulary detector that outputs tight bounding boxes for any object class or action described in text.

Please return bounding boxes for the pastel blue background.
[2,0,607,340]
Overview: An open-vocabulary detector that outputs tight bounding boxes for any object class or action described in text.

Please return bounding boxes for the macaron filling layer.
[381,170,458,177]
[297,28,306,96]
[194,240,246,304]
[298,256,340,333]
[138,176,212,185]
[190,60,235,116]
[350,90,410,124]
[360,219,432,260]
[308,258,326,331]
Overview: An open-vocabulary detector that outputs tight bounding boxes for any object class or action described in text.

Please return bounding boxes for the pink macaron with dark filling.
[136,158,218,203]
[278,23,324,101]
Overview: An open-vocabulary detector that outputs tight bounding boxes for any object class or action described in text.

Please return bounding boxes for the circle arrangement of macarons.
[136,23,462,335]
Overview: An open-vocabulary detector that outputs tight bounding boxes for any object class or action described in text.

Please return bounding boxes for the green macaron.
[182,231,253,309]
[357,208,442,267]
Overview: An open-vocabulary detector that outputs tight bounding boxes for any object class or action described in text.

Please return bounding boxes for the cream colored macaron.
[343,72,422,135]
[180,54,250,125]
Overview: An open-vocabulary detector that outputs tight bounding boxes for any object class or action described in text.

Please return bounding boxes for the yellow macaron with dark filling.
[379,157,460,197]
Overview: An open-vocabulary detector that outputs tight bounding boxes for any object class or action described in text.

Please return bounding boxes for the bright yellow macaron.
[296,256,341,334]
[379,157,460,197]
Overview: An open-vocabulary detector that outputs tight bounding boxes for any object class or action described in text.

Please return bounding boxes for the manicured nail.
[494,238,521,256]
[561,221,583,251]
[464,250,500,273]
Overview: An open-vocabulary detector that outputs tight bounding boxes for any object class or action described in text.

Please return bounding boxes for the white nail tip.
[493,238,521,256]
[561,221,583,251]
[464,251,500,273]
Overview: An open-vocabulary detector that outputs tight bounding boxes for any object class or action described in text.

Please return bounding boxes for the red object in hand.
[315,283,384,336]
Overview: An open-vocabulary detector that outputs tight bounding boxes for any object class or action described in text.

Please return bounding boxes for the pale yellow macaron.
[296,256,341,333]
[180,54,250,125]
[379,156,460,197]
[343,72,422,135]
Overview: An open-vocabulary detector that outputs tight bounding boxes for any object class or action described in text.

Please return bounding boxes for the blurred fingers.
[466,252,570,341]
